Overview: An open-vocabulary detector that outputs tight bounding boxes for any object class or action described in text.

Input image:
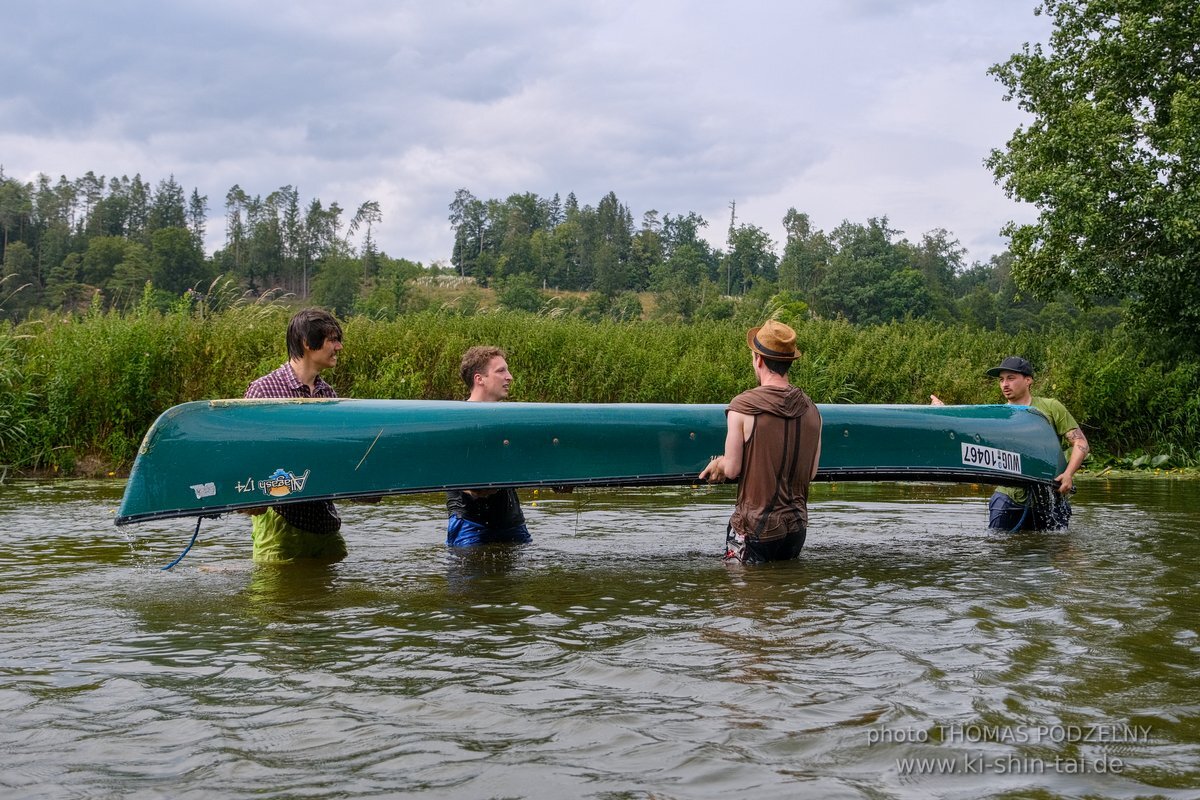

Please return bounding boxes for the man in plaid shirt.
[243,308,348,563]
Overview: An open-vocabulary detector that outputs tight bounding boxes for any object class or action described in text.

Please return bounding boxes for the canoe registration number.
[961,442,1022,475]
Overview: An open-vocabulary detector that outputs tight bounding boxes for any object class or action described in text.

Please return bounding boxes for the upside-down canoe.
[114,400,1066,526]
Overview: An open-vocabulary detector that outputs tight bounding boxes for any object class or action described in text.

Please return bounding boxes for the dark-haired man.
[243,307,348,563]
[933,355,1089,530]
[445,346,532,547]
[700,320,822,563]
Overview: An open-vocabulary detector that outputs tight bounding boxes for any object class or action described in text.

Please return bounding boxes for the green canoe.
[114,400,1066,525]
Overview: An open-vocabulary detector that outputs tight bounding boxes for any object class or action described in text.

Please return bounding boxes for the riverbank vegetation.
[1,291,1196,477]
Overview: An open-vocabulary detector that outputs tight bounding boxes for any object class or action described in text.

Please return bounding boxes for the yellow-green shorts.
[251,507,348,564]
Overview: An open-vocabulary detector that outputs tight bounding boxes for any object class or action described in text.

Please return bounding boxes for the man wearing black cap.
[935,356,1089,530]
[700,320,823,562]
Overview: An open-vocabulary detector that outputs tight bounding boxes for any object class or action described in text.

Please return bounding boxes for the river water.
[0,478,1196,799]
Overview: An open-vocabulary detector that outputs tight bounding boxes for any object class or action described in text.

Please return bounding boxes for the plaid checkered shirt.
[244,362,341,533]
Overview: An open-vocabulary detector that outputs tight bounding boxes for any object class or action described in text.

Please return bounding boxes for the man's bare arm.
[1056,428,1090,494]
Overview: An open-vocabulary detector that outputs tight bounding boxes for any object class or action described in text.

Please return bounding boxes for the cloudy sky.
[3,0,1051,268]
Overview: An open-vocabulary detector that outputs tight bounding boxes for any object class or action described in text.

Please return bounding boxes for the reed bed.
[3,307,1196,473]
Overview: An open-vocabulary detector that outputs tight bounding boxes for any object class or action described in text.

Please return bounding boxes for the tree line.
[0,167,400,321]
[446,187,1123,333]
[0,167,1121,340]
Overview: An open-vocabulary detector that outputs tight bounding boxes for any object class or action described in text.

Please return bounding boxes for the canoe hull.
[115,400,1066,525]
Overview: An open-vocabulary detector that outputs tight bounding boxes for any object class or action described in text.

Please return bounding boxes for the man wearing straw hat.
[700,320,822,563]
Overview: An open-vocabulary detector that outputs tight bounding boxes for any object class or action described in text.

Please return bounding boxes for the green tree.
[245,191,284,289]
[91,176,132,238]
[495,272,545,312]
[811,217,928,324]
[80,236,128,286]
[44,253,88,311]
[348,199,383,278]
[590,192,634,295]
[777,209,832,296]
[127,174,151,240]
[1,242,40,317]
[548,210,585,290]
[76,171,105,231]
[187,188,208,249]
[356,256,422,318]
[0,173,33,252]
[225,184,248,278]
[988,0,1200,350]
[311,255,360,317]
[629,211,662,291]
[901,228,964,323]
[148,176,188,232]
[495,193,540,281]
[448,188,488,279]
[723,223,778,295]
[150,227,208,294]
[660,212,719,284]
[280,186,303,292]
[109,243,154,301]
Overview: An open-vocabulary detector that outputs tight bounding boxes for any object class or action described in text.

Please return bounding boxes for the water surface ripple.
[0,479,1196,798]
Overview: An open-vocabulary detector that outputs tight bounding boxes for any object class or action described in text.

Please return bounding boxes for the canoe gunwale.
[113,467,1055,526]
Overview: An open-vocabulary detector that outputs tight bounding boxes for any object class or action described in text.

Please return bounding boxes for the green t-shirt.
[998,396,1079,503]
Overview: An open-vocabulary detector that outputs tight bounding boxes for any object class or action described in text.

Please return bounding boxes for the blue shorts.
[446,516,532,547]
[988,491,1071,531]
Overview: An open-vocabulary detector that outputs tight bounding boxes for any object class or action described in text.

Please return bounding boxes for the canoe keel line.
[115,400,1067,526]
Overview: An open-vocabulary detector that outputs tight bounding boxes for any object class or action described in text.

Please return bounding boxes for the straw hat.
[746,320,799,361]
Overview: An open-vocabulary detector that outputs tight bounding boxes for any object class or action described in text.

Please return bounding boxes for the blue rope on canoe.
[161,516,203,571]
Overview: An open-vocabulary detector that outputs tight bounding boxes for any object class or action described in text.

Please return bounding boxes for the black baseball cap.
[986,356,1033,378]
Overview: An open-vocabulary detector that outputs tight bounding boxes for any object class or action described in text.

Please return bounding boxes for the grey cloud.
[3,0,1049,267]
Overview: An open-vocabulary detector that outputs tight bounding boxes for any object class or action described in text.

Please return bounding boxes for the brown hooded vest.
[727,384,821,541]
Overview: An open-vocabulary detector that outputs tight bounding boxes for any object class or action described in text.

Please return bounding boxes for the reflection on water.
[0,478,1197,799]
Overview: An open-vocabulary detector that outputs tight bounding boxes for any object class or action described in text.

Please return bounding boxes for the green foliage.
[0,321,37,457]
[721,223,778,295]
[4,164,1158,354]
[311,256,361,318]
[988,0,1200,351]
[694,279,736,321]
[763,290,810,328]
[149,226,210,294]
[3,306,1197,476]
[571,291,643,323]
[355,257,425,319]
[495,273,546,313]
[608,291,643,322]
[1092,444,1200,471]
[810,218,935,324]
[1,241,41,318]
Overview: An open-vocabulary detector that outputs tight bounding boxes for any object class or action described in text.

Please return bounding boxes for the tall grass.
[3,307,1197,473]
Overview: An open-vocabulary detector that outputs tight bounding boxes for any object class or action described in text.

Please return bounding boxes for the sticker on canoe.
[189,482,216,499]
[256,468,311,498]
[961,442,1022,475]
